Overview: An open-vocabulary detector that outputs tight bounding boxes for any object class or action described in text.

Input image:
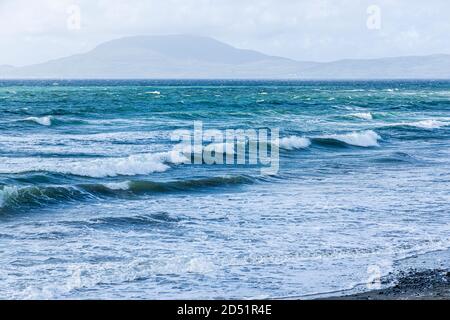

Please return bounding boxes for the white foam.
[0,151,189,178]
[104,181,131,190]
[350,112,373,120]
[24,116,52,126]
[186,257,217,273]
[145,91,161,95]
[278,136,311,150]
[325,130,381,147]
[52,154,171,178]
[406,119,447,129]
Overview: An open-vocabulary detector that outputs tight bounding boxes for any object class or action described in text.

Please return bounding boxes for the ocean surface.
[0,80,449,299]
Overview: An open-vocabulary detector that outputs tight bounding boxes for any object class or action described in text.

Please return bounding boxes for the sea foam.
[24,116,53,126]
[104,181,131,190]
[406,119,447,129]
[3,151,189,178]
[278,136,311,150]
[324,130,381,147]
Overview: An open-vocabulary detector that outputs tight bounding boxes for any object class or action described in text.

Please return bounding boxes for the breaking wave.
[2,151,188,178]
[278,136,311,150]
[403,120,447,129]
[0,175,253,211]
[350,112,373,120]
[23,116,53,126]
[314,130,381,147]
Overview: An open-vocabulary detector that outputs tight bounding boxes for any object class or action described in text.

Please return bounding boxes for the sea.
[0,79,449,299]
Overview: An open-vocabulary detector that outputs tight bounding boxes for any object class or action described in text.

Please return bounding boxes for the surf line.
[171,121,280,175]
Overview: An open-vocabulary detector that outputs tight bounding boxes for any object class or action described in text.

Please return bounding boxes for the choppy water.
[0,80,449,299]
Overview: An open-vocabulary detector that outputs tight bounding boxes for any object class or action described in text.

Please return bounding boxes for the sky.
[1,0,449,66]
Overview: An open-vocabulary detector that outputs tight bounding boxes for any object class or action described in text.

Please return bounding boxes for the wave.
[0,175,253,211]
[87,175,253,194]
[0,185,88,211]
[2,150,188,178]
[278,136,311,150]
[172,131,379,155]
[51,151,187,178]
[23,116,53,126]
[173,142,236,156]
[314,130,381,147]
[83,212,181,229]
[371,152,419,164]
[176,138,312,154]
[0,186,19,208]
[379,119,449,131]
[402,120,447,129]
[349,112,373,120]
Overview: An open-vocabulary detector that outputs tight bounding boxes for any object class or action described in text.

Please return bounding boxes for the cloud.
[0,0,449,66]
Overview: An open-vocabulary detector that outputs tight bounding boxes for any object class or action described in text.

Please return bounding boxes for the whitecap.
[384,119,448,130]
[51,153,171,178]
[324,130,381,147]
[104,181,131,190]
[145,91,161,95]
[0,151,189,178]
[405,119,447,129]
[24,116,52,126]
[278,136,311,150]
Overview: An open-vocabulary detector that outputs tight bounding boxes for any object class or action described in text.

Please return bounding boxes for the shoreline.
[325,248,450,300]
[331,269,450,300]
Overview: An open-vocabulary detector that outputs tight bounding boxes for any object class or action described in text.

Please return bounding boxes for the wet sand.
[323,249,450,300]
[334,269,450,300]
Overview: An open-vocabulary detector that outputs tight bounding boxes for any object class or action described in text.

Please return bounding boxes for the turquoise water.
[0,80,449,299]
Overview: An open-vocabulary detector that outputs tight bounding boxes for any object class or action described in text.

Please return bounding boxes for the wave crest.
[2,150,188,178]
[0,175,253,211]
[278,136,311,150]
[404,120,447,129]
[350,112,373,120]
[318,130,381,147]
[24,116,53,126]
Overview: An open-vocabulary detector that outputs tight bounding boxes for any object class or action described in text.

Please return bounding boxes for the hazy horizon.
[1,0,450,66]
[3,33,450,68]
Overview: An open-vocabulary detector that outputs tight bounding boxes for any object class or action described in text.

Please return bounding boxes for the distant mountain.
[0,35,317,79]
[1,35,450,79]
[0,65,16,74]
[299,54,450,79]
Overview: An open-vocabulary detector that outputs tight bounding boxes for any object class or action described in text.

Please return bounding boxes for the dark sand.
[323,249,450,300]
[333,269,450,300]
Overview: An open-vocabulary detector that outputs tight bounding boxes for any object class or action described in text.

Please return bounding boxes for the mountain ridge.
[1,35,449,79]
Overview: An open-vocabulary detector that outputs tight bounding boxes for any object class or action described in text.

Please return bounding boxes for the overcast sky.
[1,0,449,66]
